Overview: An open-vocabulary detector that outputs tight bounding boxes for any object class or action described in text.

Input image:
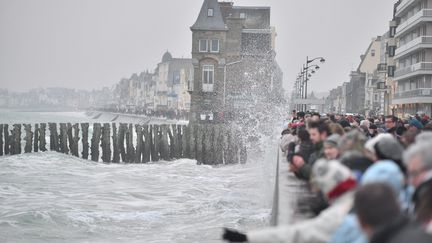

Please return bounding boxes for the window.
[240,13,246,19]
[208,8,214,17]
[199,39,208,52]
[388,66,395,77]
[388,46,396,57]
[390,26,396,37]
[371,49,376,57]
[425,76,432,88]
[374,94,379,102]
[211,39,219,53]
[202,65,214,92]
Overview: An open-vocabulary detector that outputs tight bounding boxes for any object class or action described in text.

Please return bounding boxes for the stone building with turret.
[189,0,283,123]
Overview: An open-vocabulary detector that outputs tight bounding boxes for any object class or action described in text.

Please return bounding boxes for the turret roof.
[191,0,228,31]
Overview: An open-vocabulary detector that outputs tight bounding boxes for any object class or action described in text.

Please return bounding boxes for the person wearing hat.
[330,160,409,243]
[408,117,424,131]
[324,134,341,160]
[223,160,357,243]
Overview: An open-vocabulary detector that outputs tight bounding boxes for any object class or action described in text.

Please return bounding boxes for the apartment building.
[393,0,432,116]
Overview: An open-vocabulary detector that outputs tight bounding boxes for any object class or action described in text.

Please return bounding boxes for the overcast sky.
[0,0,396,93]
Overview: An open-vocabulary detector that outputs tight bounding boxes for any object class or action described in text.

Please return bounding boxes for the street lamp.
[307,57,326,64]
[303,56,326,110]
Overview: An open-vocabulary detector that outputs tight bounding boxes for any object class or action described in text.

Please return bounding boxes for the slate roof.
[191,0,228,31]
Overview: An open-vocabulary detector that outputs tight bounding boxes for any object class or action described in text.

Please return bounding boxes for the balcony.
[394,62,432,81]
[396,0,419,17]
[392,88,432,104]
[395,36,432,59]
[396,9,432,38]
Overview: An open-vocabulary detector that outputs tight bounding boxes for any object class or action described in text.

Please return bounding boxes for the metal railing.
[270,148,280,226]
[396,36,432,56]
[397,9,432,35]
[394,88,432,99]
[396,0,416,16]
[395,62,432,78]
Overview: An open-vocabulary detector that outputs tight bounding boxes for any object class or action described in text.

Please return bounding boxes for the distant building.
[112,52,193,112]
[189,0,283,123]
[154,51,193,111]
[359,36,387,116]
[392,0,432,116]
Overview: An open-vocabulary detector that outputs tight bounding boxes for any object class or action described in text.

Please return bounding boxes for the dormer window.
[208,8,214,17]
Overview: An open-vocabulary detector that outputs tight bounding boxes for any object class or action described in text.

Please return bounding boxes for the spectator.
[354,183,432,243]
[338,130,367,155]
[403,142,432,230]
[368,124,379,138]
[385,115,398,136]
[291,120,331,180]
[223,160,357,243]
[329,123,345,136]
[331,161,408,243]
[323,134,341,160]
[339,151,373,181]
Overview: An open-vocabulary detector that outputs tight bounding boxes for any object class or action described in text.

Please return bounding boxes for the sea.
[0,109,278,243]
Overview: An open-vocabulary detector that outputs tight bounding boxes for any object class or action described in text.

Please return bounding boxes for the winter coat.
[279,133,298,156]
[330,213,367,243]
[246,191,355,243]
[297,142,324,180]
[370,216,432,243]
[297,140,314,162]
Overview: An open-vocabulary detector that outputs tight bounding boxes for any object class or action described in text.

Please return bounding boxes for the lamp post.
[304,56,325,111]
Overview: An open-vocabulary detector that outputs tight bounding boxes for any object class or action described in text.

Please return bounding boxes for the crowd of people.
[222,110,432,243]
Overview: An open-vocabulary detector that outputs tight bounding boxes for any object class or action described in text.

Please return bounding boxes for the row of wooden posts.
[0,123,247,165]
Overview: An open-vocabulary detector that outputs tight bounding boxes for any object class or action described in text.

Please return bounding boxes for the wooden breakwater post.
[143,125,151,163]
[214,125,224,165]
[176,125,183,159]
[0,124,3,156]
[125,124,135,163]
[118,123,127,162]
[168,125,177,159]
[181,125,190,159]
[10,124,21,155]
[59,123,69,154]
[112,123,120,163]
[91,123,102,162]
[39,123,47,152]
[101,123,111,163]
[3,124,9,155]
[195,125,204,164]
[160,125,170,161]
[34,124,39,153]
[70,123,80,157]
[81,123,89,159]
[48,123,59,152]
[24,124,33,153]
[0,122,248,166]
[151,125,159,162]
